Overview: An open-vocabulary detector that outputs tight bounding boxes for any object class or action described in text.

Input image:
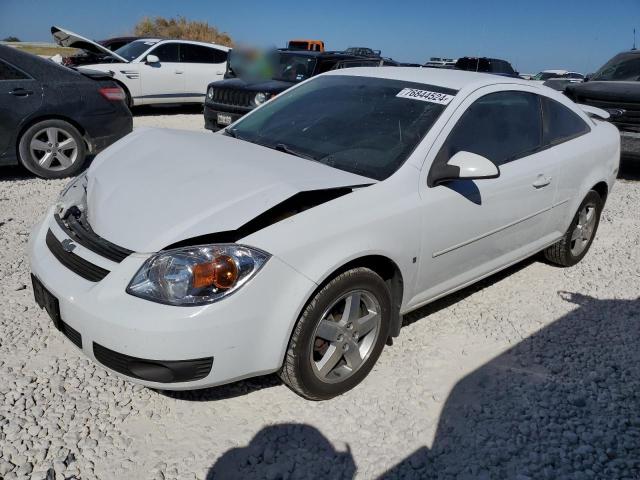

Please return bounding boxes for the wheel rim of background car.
[570,203,597,256]
[29,127,79,171]
[310,289,382,383]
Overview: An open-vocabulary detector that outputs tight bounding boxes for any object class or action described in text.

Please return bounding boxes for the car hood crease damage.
[84,128,375,253]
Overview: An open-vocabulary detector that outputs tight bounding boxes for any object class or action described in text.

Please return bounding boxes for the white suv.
[52,26,230,107]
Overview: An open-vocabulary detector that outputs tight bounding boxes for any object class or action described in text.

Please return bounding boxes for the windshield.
[591,53,640,81]
[534,72,560,80]
[229,75,454,180]
[227,50,316,82]
[271,53,317,82]
[114,40,157,61]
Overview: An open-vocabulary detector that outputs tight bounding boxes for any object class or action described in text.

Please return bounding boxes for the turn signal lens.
[192,255,238,289]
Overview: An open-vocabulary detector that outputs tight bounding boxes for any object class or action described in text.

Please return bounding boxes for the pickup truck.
[566,50,640,156]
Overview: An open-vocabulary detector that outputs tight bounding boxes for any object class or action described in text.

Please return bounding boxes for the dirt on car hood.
[51,26,128,63]
[85,128,374,253]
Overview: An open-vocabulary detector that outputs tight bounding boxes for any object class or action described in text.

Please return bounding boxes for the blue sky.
[1,0,638,74]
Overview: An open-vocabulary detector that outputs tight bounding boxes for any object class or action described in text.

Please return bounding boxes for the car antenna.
[633,28,637,50]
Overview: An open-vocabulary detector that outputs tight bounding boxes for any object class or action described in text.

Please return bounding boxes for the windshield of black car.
[591,54,640,81]
[229,75,454,180]
[114,40,157,61]
[271,53,317,82]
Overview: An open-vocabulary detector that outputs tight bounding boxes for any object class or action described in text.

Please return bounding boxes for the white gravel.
[1,109,639,480]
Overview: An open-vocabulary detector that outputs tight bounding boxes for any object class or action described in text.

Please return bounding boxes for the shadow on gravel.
[205,293,640,479]
[158,374,281,402]
[206,423,356,480]
[130,104,203,117]
[0,164,35,181]
[619,154,640,181]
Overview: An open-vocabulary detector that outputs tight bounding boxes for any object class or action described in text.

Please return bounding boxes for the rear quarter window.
[542,97,590,146]
[0,60,30,80]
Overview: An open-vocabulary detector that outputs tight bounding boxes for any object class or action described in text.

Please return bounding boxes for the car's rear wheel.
[18,119,86,179]
[544,190,603,267]
[279,267,391,400]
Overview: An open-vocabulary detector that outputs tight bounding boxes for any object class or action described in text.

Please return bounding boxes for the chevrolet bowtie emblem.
[61,238,76,253]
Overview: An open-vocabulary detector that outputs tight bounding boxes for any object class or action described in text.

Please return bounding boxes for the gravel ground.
[0,110,639,480]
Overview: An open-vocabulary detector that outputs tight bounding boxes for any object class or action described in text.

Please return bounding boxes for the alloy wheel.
[29,127,79,172]
[310,289,382,383]
[570,202,597,256]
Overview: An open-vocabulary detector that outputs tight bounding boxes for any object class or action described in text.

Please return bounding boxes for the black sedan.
[0,45,132,178]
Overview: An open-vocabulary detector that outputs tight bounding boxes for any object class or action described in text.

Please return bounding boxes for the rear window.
[542,97,590,145]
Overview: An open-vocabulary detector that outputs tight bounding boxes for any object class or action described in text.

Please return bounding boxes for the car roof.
[131,38,231,51]
[323,66,532,91]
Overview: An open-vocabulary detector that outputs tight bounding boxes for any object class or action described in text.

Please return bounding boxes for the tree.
[133,16,233,46]
[2,36,21,42]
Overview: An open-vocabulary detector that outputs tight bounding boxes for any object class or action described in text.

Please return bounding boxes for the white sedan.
[51,26,230,107]
[29,68,620,399]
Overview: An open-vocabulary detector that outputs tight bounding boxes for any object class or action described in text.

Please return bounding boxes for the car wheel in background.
[280,267,391,400]
[18,119,87,179]
[544,190,603,267]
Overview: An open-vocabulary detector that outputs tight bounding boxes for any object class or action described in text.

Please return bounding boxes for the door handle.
[10,88,34,97]
[216,71,224,75]
[532,174,552,188]
[174,70,184,74]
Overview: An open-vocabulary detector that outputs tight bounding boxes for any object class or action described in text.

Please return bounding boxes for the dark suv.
[454,57,519,78]
[566,50,640,155]
[204,49,388,131]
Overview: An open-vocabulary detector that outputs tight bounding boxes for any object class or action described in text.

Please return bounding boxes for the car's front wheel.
[544,190,603,267]
[280,267,391,400]
[18,119,87,179]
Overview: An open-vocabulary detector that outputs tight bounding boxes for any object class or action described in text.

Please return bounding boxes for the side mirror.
[146,54,160,64]
[429,151,500,186]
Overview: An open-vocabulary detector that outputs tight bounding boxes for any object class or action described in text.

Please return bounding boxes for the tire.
[18,119,87,179]
[544,190,603,267]
[279,267,391,400]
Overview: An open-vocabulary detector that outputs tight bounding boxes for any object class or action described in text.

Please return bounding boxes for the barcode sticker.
[396,88,454,105]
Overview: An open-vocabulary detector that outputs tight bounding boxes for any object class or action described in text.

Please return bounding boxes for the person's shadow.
[206,423,356,480]
[206,293,640,479]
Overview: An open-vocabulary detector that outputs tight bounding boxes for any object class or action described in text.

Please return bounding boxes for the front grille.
[93,343,213,383]
[46,229,109,282]
[575,96,640,131]
[210,88,253,107]
[60,320,82,349]
[55,213,132,263]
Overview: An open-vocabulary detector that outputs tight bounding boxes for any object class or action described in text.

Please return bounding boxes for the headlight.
[207,87,214,99]
[254,92,268,105]
[127,244,270,306]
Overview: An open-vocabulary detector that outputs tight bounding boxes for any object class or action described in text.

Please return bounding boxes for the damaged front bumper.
[28,208,316,390]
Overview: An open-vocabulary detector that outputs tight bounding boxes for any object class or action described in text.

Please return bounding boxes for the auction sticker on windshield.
[396,88,454,105]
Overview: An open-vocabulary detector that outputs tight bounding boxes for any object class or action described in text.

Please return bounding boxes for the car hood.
[85,128,374,253]
[210,77,294,93]
[51,26,128,63]
[567,81,640,102]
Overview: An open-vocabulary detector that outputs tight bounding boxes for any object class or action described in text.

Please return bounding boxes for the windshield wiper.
[225,128,243,140]
[272,143,318,161]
